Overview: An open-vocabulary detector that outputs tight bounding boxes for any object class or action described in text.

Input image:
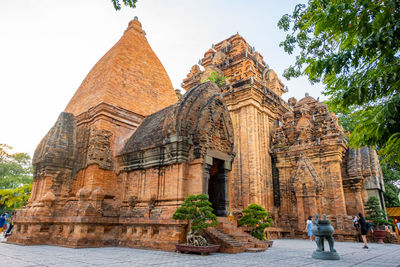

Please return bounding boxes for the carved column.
[296,193,306,230]
[343,178,364,216]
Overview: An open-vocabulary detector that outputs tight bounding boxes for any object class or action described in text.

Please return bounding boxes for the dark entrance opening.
[208,158,228,216]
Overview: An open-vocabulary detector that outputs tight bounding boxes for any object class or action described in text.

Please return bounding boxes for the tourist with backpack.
[356,213,370,249]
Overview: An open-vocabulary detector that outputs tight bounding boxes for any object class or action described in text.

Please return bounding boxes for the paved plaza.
[0,237,399,267]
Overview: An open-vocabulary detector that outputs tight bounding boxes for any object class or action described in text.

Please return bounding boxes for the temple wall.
[118,160,208,220]
[277,155,352,231]
[275,151,349,231]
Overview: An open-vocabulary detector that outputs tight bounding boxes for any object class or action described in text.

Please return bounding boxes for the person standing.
[5,215,13,238]
[306,216,313,241]
[0,214,5,238]
[357,213,369,249]
[394,219,399,237]
[2,213,7,235]
[397,220,400,234]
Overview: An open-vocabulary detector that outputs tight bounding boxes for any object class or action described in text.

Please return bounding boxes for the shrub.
[238,204,272,240]
[365,196,392,230]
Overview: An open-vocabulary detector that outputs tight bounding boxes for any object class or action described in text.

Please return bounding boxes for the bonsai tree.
[365,196,392,230]
[238,204,273,240]
[172,194,218,246]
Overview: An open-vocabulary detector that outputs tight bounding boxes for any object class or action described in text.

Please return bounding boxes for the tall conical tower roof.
[65,18,178,117]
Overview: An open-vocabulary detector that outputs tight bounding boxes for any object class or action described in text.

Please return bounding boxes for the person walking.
[306,216,313,241]
[357,213,369,249]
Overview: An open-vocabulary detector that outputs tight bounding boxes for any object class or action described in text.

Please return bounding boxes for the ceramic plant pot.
[175,244,220,255]
[372,230,387,244]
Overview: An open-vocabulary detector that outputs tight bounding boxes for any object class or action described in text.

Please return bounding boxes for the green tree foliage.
[202,71,227,88]
[0,144,33,213]
[172,194,218,233]
[238,204,273,240]
[0,144,33,189]
[382,162,400,207]
[0,184,32,210]
[111,0,138,10]
[278,0,400,164]
[365,196,392,229]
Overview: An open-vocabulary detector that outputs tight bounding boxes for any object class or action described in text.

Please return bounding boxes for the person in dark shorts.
[356,212,369,249]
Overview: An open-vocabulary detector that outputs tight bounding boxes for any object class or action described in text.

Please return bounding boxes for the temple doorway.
[208,158,228,216]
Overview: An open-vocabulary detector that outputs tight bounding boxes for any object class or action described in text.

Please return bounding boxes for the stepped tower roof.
[65,18,178,117]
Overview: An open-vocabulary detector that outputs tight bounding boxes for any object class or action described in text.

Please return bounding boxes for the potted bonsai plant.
[238,204,273,247]
[365,196,392,244]
[172,194,219,254]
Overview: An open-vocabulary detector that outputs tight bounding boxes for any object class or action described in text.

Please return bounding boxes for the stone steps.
[202,217,269,253]
[217,217,269,249]
[203,228,245,253]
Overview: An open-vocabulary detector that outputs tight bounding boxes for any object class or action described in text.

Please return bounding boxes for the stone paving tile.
[1,239,399,267]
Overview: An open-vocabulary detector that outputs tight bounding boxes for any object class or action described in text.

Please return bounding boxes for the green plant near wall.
[238,204,273,240]
[202,71,227,88]
[365,196,392,230]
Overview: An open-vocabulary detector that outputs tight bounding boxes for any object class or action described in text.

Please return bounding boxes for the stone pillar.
[296,193,306,230]
[353,184,365,215]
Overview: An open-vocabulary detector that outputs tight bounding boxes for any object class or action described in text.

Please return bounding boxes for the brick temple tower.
[182,34,290,215]
[9,18,179,247]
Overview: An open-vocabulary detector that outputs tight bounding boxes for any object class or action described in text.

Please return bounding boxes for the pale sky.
[0,0,324,157]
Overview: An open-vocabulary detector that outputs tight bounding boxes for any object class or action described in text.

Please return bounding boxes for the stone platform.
[1,237,399,266]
